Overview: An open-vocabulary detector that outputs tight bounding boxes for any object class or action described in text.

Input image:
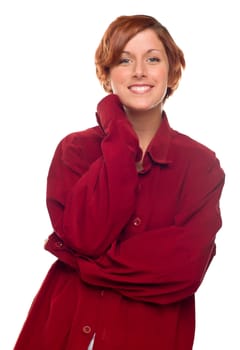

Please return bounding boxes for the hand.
[96,94,127,132]
[96,93,142,162]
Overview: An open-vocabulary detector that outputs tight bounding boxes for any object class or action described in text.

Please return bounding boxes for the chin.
[125,103,148,111]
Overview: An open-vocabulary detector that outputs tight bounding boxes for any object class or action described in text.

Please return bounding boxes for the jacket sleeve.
[78,155,225,304]
[46,94,141,258]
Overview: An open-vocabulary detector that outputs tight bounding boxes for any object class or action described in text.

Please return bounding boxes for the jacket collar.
[146,111,173,165]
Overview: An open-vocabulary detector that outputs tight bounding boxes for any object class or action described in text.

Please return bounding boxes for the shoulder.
[169,128,225,180]
[52,126,103,173]
[58,125,103,154]
[61,126,103,149]
[170,129,217,164]
[170,129,225,189]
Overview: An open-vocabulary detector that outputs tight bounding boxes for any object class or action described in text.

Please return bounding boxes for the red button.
[82,325,92,334]
[55,240,63,248]
[133,217,141,226]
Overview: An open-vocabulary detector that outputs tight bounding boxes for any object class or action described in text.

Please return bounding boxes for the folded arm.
[78,156,225,304]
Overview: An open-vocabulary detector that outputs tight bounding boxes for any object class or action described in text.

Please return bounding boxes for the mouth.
[128,84,153,94]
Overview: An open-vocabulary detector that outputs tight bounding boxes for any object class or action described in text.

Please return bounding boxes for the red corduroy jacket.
[14,94,225,350]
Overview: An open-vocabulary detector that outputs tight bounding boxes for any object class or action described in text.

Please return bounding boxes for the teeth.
[130,86,151,93]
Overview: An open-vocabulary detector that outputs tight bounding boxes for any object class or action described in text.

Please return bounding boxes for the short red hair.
[95,14,185,100]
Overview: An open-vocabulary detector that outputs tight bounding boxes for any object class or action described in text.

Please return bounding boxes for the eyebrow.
[121,49,163,55]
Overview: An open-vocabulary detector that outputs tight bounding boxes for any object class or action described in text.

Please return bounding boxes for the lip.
[128,84,153,94]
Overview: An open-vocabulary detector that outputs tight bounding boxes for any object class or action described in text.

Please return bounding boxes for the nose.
[133,60,146,78]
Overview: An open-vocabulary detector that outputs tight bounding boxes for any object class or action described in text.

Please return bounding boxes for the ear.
[167,76,174,89]
[105,78,113,93]
[107,77,112,87]
[165,87,172,99]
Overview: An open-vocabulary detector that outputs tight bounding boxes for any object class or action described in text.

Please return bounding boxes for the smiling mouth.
[128,85,153,94]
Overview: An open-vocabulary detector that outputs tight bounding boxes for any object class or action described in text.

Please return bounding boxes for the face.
[109,29,170,114]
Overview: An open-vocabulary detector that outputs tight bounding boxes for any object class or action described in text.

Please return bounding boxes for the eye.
[147,57,161,63]
[118,57,131,65]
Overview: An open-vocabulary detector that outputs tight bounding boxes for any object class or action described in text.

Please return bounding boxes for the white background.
[1,0,239,349]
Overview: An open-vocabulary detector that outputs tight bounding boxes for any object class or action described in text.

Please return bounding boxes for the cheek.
[109,68,129,87]
[161,75,170,92]
[109,80,118,94]
[109,76,125,94]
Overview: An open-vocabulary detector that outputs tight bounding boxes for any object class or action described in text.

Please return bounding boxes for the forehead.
[123,29,165,53]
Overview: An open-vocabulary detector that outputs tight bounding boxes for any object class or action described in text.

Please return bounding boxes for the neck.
[126,107,163,154]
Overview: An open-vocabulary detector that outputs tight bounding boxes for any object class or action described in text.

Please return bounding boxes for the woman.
[14,14,225,350]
